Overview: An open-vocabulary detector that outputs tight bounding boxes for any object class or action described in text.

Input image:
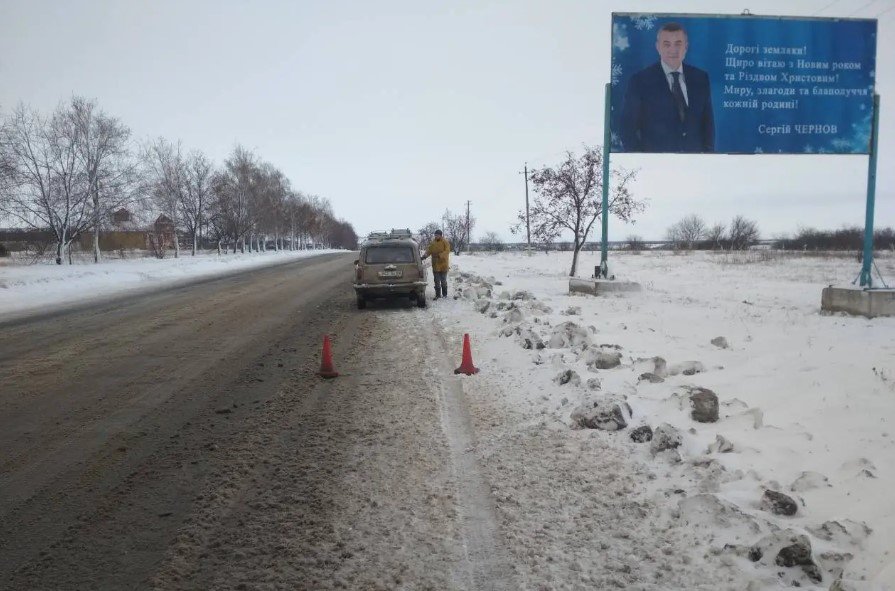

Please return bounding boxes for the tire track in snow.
[423,316,516,590]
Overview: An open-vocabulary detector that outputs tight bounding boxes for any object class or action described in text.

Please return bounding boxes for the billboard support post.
[600,82,611,279]
[859,93,881,288]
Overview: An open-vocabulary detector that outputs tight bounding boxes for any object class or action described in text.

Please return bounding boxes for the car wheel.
[417,293,427,308]
[357,295,367,309]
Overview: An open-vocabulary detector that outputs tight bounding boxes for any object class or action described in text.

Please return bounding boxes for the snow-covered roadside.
[0,249,342,321]
[430,250,895,590]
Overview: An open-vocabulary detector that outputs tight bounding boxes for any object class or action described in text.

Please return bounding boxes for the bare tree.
[677,214,706,249]
[310,209,356,249]
[254,163,290,251]
[0,109,17,213]
[205,197,228,254]
[728,215,760,250]
[665,222,683,249]
[514,146,642,276]
[626,234,645,251]
[283,191,302,251]
[480,231,505,252]
[0,103,93,264]
[307,194,333,247]
[69,97,137,263]
[417,222,441,250]
[293,194,318,249]
[327,219,357,249]
[213,145,259,253]
[144,138,187,258]
[289,191,315,250]
[706,222,726,249]
[442,209,473,254]
[181,150,214,255]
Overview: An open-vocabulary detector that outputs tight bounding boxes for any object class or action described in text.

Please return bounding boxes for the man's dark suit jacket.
[620,62,715,153]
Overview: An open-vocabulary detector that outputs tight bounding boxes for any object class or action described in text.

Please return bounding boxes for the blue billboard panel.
[610,13,877,154]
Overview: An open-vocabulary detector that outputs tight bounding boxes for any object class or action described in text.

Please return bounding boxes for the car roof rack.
[364,228,415,243]
[388,228,413,239]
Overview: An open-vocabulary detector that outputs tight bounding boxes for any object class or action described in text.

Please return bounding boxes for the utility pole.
[465,200,471,250]
[519,163,531,256]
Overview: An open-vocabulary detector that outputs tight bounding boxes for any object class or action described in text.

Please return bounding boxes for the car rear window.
[365,246,415,264]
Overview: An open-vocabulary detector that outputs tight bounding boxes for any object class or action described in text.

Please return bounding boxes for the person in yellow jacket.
[421,229,451,299]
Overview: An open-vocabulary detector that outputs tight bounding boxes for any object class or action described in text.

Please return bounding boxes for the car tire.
[416,293,427,308]
[357,295,367,309]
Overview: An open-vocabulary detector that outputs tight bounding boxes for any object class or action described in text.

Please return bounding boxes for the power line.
[846,0,879,17]
[875,3,895,17]
[816,0,842,14]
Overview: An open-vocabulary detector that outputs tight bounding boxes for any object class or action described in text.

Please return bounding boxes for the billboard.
[610,13,877,154]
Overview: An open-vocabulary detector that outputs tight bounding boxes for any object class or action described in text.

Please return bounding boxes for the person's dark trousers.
[433,272,447,298]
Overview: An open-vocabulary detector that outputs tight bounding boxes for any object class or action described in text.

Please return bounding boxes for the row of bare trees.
[778,226,895,251]
[0,97,356,264]
[665,214,760,250]
[0,98,135,263]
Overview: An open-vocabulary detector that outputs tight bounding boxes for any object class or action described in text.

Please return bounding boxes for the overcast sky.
[2,0,893,241]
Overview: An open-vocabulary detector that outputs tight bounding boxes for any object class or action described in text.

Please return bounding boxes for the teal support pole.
[859,94,880,288]
[600,83,611,278]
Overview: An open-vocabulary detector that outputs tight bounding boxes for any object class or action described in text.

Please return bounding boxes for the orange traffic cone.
[454,333,480,375]
[318,335,339,378]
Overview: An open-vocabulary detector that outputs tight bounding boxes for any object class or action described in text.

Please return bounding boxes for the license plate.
[379,270,402,278]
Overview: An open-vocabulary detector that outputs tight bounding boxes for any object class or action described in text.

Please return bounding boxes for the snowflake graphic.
[849,113,873,152]
[612,23,629,51]
[831,138,852,151]
[633,15,657,31]
[611,64,623,86]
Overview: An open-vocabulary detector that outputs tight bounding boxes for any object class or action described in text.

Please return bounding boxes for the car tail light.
[355,265,363,281]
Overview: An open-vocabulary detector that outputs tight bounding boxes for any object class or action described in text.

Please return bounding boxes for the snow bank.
[435,250,895,590]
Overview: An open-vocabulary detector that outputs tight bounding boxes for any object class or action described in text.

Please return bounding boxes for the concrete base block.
[821,286,895,318]
[569,277,642,296]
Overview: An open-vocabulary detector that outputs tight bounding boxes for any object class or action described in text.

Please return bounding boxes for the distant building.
[111,208,138,230]
[153,214,175,235]
[112,208,132,223]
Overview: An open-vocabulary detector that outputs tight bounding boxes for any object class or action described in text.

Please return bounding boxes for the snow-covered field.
[2,247,894,589]
[430,249,895,590]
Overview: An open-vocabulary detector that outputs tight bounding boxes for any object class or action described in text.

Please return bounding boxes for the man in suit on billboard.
[620,22,715,153]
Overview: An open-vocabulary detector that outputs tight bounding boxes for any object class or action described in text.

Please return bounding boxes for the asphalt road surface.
[0,253,513,590]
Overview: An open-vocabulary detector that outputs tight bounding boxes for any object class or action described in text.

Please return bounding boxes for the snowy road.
[0,252,516,590]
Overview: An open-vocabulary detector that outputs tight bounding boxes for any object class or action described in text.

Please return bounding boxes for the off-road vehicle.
[353,229,427,309]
